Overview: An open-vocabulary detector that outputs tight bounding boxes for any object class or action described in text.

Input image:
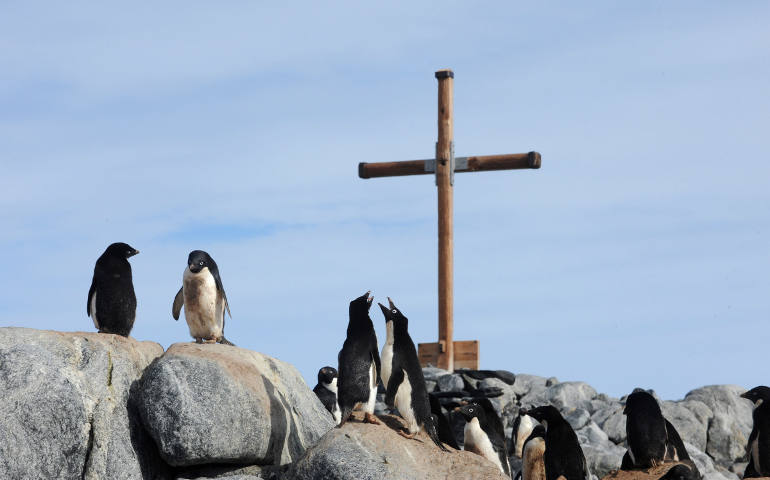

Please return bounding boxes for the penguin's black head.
[349,291,373,316]
[188,250,214,274]
[456,402,487,423]
[377,297,408,328]
[317,366,338,385]
[741,386,770,407]
[105,242,139,259]
[623,389,659,415]
[519,405,561,426]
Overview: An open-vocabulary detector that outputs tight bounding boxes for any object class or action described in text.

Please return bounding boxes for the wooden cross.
[358,69,541,372]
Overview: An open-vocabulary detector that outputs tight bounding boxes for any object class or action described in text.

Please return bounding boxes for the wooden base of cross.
[358,68,541,372]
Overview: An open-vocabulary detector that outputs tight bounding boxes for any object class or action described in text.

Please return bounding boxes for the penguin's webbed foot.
[363,413,380,425]
[195,338,203,344]
[398,430,417,440]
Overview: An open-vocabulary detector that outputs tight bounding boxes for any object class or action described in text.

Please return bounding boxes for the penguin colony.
[86,242,768,479]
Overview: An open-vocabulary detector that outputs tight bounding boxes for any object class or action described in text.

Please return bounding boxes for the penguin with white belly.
[457,398,511,476]
[172,250,234,345]
[378,297,447,450]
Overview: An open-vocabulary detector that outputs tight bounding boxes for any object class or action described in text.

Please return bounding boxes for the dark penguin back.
[526,405,587,480]
[429,393,459,449]
[664,419,691,462]
[625,391,668,468]
[89,244,137,336]
[313,384,337,415]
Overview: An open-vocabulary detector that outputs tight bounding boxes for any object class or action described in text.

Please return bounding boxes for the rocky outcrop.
[135,342,334,468]
[0,328,168,480]
[286,411,509,480]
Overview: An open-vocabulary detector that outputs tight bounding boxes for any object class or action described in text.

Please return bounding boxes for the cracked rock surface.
[0,327,168,480]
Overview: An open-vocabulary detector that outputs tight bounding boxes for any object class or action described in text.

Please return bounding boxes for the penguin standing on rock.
[87,242,139,337]
[337,291,380,426]
[378,298,447,451]
[313,366,341,424]
[520,405,587,480]
[172,250,234,345]
[430,394,460,449]
[741,386,770,478]
[520,424,547,480]
[457,399,511,476]
[621,390,668,469]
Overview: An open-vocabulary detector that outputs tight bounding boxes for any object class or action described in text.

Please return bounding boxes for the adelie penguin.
[337,291,380,426]
[520,405,588,480]
[519,424,547,480]
[621,390,668,469]
[172,250,234,345]
[511,412,538,458]
[313,366,341,425]
[378,298,447,451]
[741,386,770,478]
[457,399,511,476]
[87,242,139,337]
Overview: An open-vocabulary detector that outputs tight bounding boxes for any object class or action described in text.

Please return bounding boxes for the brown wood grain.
[357,152,541,179]
[435,69,454,372]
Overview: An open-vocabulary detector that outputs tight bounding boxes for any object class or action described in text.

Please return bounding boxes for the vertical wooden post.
[435,69,454,371]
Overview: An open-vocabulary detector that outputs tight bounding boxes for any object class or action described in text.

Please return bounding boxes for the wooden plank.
[357,152,540,179]
[435,68,454,371]
[418,340,479,370]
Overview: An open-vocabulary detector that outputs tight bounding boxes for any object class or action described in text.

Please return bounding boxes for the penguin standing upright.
[87,242,139,337]
[521,424,547,480]
[621,390,668,469]
[172,250,234,345]
[511,412,538,458]
[378,298,447,451]
[521,405,587,480]
[313,366,341,424]
[741,386,770,478]
[457,399,511,476]
[337,291,380,426]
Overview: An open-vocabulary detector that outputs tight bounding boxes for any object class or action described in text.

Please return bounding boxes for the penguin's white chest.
[324,379,342,425]
[515,414,536,458]
[90,292,99,329]
[464,418,504,473]
[752,435,760,472]
[381,342,393,387]
[182,268,224,340]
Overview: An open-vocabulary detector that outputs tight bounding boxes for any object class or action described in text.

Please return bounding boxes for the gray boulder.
[660,400,712,452]
[136,342,333,467]
[511,373,550,398]
[547,382,598,411]
[287,412,509,480]
[436,373,464,392]
[685,385,752,467]
[0,327,168,480]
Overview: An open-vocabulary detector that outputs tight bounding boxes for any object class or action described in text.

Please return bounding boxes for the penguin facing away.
[521,405,587,480]
[429,393,460,449]
[457,399,511,476]
[313,366,341,424]
[521,424,547,480]
[378,298,447,451]
[663,419,692,463]
[172,250,234,345]
[622,390,668,469]
[87,242,139,337]
[741,386,770,477]
[511,412,538,458]
[337,291,381,426]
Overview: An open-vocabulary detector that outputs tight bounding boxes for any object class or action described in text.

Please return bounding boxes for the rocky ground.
[0,327,757,480]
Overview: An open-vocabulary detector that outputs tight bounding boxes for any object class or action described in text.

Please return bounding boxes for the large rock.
[685,386,753,467]
[286,412,509,480]
[136,343,333,467]
[547,382,598,411]
[0,327,168,480]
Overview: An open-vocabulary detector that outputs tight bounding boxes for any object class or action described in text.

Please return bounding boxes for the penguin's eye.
[199,261,204,266]
[392,309,397,314]
[469,408,474,413]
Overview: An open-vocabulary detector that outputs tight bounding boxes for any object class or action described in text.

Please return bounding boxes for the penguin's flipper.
[87,282,96,317]
[172,287,184,320]
[210,265,231,318]
[620,450,634,470]
[384,368,404,408]
[745,456,759,479]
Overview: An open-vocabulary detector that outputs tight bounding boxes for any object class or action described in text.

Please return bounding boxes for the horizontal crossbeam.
[358,151,541,179]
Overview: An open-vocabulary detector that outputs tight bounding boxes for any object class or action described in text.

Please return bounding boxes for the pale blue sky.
[1,2,768,399]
